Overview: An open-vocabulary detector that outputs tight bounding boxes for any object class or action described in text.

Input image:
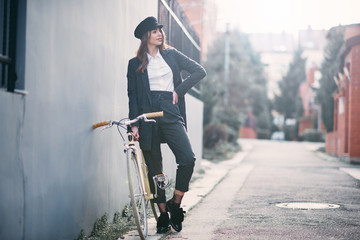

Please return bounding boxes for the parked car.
[271,131,285,141]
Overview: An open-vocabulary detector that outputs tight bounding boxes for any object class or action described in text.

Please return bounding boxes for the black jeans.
[142,91,195,203]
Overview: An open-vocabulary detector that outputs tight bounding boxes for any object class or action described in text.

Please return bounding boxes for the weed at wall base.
[75,205,135,240]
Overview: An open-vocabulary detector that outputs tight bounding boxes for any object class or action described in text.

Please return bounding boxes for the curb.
[314,151,360,181]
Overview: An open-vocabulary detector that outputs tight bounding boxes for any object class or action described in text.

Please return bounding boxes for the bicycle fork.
[127,146,153,200]
[127,133,170,201]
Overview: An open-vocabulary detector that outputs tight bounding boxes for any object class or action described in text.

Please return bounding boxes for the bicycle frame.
[126,133,157,201]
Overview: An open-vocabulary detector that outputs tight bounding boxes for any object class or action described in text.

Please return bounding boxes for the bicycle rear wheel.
[150,200,159,221]
[140,153,159,222]
[127,149,147,240]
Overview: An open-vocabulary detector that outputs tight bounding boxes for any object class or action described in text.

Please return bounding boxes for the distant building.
[297,26,327,136]
[299,26,327,70]
[248,32,296,99]
[176,0,218,61]
[248,28,328,136]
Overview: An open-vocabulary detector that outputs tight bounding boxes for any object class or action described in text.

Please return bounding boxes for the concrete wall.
[0,0,203,239]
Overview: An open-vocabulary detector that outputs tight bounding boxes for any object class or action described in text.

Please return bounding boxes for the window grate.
[158,0,201,99]
[0,0,18,92]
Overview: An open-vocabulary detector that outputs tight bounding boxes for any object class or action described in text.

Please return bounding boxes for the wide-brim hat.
[134,16,163,39]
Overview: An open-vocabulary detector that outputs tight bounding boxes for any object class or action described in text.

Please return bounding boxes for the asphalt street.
[163,139,360,240]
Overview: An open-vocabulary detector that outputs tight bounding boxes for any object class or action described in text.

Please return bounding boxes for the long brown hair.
[136,28,169,73]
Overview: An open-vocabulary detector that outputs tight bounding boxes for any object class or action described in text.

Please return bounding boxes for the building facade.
[248,32,296,99]
[176,0,217,61]
[297,27,327,136]
[0,0,204,239]
[326,24,360,163]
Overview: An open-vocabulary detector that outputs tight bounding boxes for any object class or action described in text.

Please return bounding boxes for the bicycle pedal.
[153,174,170,190]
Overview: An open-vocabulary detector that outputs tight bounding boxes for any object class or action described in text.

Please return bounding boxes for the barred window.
[1,0,25,93]
[158,0,201,98]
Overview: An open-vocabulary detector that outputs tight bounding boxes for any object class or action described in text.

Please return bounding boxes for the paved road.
[164,139,360,240]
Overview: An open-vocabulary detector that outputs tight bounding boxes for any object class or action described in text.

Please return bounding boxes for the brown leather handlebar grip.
[144,111,164,118]
[92,121,110,129]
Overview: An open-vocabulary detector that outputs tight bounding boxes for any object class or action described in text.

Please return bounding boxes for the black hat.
[134,16,163,39]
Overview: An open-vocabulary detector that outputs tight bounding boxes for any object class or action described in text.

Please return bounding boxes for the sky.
[215,0,359,34]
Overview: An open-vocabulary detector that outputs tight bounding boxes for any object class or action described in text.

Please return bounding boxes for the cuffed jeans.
[142,91,195,203]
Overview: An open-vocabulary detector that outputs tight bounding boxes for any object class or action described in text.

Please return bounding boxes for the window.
[158,0,201,98]
[1,0,25,93]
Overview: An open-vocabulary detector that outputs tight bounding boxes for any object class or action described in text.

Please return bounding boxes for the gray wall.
[0,0,203,239]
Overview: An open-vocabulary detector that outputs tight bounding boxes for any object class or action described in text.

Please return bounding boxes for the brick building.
[176,0,217,61]
[297,27,327,136]
[326,24,360,163]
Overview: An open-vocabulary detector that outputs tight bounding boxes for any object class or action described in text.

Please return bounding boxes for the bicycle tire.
[140,154,159,222]
[150,199,159,221]
[127,149,148,240]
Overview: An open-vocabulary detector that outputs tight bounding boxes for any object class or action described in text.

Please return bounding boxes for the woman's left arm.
[173,49,206,97]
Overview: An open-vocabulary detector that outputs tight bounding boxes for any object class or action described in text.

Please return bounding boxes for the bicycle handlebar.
[92,111,164,130]
[144,111,164,118]
[92,121,110,129]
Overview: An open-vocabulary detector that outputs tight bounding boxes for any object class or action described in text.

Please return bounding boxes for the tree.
[201,30,271,141]
[274,47,307,120]
[315,27,344,132]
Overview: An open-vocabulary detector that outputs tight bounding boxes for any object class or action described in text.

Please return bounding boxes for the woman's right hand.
[131,126,139,140]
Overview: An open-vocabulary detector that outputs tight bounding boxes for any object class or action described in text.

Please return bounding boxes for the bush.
[203,123,228,148]
[283,124,298,141]
[203,141,241,161]
[257,128,271,139]
[76,209,135,240]
[213,107,241,144]
[301,129,324,142]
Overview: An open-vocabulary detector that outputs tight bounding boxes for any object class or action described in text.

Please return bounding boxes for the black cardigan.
[127,48,206,150]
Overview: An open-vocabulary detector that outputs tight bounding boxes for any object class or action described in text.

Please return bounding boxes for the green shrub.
[203,123,228,148]
[301,129,324,142]
[75,207,135,240]
[257,128,271,139]
[284,124,297,141]
[203,141,241,161]
[213,107,241,144]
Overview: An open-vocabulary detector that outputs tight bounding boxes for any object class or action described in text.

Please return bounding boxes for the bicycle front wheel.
[127,149,148,240]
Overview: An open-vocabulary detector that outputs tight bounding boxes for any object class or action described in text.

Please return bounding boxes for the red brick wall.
[299,117,314,136]
[239,127,257,139]
[348,44,360,159]
[326,131,337,156]
[330,89,347,157]
[326,25,360,162]
[336,96,346,156]
[306,67,317,85]
[299,82,311,116]
[177,0,203,46]
[344,73,350,155]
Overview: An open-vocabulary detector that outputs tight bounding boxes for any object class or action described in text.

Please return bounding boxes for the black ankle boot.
[157,212,170,233]
[166,200,185,232]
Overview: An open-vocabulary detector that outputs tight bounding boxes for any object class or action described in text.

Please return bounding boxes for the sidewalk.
[315,150,360,180]
[122,141,360,240]
[122,143,253,240]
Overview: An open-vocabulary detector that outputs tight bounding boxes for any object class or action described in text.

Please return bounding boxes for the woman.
[127,16,206,233]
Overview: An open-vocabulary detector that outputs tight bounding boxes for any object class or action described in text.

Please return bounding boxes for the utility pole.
[224,23,230,107]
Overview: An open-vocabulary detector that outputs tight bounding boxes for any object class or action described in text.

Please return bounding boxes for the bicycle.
[93,111,170,240]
